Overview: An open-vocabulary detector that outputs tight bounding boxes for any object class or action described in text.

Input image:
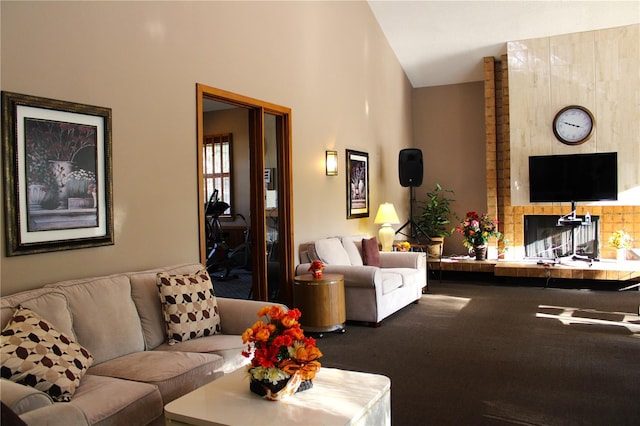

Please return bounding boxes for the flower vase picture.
[2,91,114,256]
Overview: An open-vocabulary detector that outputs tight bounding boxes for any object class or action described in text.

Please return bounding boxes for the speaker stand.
[395,186,432,243]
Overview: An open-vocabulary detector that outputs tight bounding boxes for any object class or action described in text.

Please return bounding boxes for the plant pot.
[27,184,47,210]
[311,270,323,279]
[473,245,487,261]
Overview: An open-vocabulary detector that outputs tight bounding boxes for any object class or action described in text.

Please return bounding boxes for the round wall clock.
[552,105,595,145]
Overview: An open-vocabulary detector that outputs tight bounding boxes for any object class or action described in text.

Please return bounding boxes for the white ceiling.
[368,1,640,88]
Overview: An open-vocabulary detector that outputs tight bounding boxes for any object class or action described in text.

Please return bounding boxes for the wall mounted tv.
[529,152,618,202]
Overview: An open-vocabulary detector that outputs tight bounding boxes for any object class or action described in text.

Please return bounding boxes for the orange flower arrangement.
[242,305,322,386]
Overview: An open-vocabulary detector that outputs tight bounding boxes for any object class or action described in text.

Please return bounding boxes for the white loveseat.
[296,236,426,326]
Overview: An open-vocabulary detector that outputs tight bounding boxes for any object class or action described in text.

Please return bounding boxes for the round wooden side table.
[293,273,346,336]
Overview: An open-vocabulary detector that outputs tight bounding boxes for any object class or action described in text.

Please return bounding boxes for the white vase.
[27,184,47,209]
[616,248,626,262]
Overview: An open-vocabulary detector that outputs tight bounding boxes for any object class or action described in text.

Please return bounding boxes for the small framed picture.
[2,91,114,255]
[345,149,369,219]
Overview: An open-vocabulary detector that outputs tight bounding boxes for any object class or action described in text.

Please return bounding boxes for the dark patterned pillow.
[0,306,93,402]
[156,269,221,345]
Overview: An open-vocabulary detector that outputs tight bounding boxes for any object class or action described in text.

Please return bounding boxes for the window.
[203,133,233,216]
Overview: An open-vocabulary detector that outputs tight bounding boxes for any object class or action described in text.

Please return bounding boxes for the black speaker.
[398,148,423,187]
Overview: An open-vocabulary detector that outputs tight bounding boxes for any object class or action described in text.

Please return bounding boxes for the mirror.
[196,84,294,305]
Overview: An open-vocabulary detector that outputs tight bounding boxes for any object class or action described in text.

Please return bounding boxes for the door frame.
[196,84,294,304]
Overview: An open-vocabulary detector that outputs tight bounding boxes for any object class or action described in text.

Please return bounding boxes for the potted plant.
[417,183,456,256]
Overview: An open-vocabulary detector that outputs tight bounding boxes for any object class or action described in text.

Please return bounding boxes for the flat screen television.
[529,152,618,202]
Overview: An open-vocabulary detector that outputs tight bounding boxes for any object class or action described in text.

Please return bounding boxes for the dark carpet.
[316,281,640,425]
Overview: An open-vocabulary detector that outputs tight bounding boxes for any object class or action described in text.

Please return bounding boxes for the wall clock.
[552,105,595,145]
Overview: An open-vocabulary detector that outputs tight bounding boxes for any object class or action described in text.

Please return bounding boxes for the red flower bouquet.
[456,211,502,248]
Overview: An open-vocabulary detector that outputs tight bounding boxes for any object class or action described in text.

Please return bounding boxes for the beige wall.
[412,82,487,255]
[508,24,640,206]
[0,1,413,294]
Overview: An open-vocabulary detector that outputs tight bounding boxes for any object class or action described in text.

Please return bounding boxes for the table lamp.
[374,203,400,251]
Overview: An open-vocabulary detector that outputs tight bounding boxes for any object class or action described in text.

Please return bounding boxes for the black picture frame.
[2,91,114,256]
[346,149,369,219]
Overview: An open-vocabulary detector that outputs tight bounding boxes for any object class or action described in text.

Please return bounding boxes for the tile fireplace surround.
[484,57,640,264]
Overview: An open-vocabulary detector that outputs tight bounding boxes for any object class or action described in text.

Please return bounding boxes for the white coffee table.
[164,367,391,426]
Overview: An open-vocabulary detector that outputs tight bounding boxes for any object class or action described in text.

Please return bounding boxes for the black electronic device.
[528,152,617,202]
[398,148,423,187]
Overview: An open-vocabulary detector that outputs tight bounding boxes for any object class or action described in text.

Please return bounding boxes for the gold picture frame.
[346,149,369,219]
[2,91,114,255]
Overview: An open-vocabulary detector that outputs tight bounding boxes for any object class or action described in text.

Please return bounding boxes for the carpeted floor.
[316,281,640,425]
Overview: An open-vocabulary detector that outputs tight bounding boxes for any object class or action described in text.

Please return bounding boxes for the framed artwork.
[345,149,369,219]
[2,91,114,256]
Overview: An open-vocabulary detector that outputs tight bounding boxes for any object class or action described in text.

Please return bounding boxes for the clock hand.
[562,121,581,128]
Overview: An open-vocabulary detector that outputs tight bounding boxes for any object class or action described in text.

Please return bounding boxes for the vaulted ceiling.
[368,1,640,88]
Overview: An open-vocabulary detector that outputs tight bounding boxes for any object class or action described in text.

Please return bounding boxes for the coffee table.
[164,367,391,426]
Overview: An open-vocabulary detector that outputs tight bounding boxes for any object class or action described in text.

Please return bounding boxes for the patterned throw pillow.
[0,306,93,402]
[156,269,221,345]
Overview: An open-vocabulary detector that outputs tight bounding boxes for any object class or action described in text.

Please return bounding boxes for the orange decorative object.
[308,261,324,279]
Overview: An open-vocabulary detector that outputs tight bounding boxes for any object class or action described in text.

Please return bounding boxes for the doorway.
[196,84,294,305]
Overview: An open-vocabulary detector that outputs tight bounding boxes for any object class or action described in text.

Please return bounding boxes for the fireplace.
[524,215,600,259]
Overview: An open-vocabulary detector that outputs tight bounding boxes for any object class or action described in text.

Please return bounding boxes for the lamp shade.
[374,203,400,225]
[325,150,338,176]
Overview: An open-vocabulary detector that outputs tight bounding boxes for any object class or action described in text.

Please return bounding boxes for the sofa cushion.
[314,237,351,265]
[154,333,249,374]
[129,263,203,350]
[69,374,162,426]
[47,274,145,365]
[1,306,93,402]
[1,289,75,340]
[157,270,221,345]
[87,351,223,404]
[380,271,404,295]
[341,237,364,266]
[362,237,381,267]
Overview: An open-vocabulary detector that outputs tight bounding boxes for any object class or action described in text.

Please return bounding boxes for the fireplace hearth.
[524,215,600,259]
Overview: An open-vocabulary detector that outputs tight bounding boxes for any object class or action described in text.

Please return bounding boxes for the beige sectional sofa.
[1,263,276,426]
[296,236,426,326]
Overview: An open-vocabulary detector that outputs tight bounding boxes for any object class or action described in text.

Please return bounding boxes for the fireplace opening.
[524,215,600,259]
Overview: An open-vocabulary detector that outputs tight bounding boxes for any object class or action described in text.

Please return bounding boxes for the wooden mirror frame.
[196,84,294,304]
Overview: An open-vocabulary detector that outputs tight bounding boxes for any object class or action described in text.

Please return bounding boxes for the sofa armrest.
[379,251,426,269]
[19,403,88,426]
[0,379,53,415]
[295,264,380,289]
[216,297,287,335]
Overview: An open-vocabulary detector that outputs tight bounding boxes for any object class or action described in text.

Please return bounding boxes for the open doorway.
[196,84,295,305]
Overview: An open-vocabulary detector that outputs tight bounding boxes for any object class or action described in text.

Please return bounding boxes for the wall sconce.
[374,202,400,252]
[325,150,338,176]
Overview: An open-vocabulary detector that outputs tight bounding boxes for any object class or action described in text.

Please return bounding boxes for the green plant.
[417,183,456,238]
